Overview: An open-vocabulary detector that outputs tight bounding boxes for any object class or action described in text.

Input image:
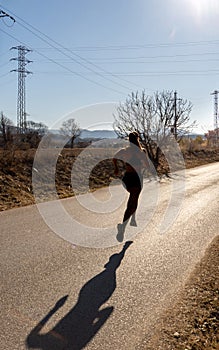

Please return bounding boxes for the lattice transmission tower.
[210,90,219,141]
[10,46,32,133]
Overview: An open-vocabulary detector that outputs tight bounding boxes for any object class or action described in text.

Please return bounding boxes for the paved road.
[1,162,219,349]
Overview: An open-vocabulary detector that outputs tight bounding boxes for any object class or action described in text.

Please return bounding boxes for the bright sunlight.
[185,0,219,22]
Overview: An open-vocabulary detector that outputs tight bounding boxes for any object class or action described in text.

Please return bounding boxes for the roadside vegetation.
[0,140,219,211]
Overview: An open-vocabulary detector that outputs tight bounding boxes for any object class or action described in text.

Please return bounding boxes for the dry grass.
[1,146,219,211]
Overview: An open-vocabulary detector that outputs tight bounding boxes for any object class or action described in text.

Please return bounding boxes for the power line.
[3,5,219,98]
[68,69,219,76]
[32,56,219,66]
[33,69,219,77]
[2,4,219,53]
[17,21,133,91]
[2,27,219,81]
[0,5,141,92]
[31,40,219,51]
[2,5,219,94]
[0,27,128,96]
[31,47,219,63]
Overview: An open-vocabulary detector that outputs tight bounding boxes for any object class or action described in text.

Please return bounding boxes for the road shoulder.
[140,235,219,350]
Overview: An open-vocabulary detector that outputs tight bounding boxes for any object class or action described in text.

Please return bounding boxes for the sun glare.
[185,0,219,22]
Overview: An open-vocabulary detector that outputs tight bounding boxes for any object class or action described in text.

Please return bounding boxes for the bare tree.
[205,129,219,147]
[26,120,48,135]
[0,112,14,148]
[24,120,48,148]
[60,118,81,148]
[113,90,194,170]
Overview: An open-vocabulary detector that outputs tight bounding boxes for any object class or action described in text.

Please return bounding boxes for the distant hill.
[80,129,117,139]
[49,129,117,139]
[185,133,205,139]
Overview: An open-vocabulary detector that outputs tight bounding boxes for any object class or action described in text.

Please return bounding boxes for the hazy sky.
[1,0,219,133]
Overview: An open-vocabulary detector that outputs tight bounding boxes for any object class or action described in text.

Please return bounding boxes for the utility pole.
[171,91,182,140]
[210,90,219,143]
[10,46,32,133]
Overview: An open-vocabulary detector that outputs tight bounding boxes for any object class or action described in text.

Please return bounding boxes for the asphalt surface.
[1,162,219,349]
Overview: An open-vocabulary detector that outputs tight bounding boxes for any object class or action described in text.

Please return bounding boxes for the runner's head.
[129,131,141,148]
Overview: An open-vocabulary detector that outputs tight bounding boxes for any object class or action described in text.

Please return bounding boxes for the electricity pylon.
[11,46,32,133]
[210,90,219,142]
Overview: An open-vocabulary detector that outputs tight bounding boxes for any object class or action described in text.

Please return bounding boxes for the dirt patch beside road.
[0,147,219,211]
[141,235,219,350]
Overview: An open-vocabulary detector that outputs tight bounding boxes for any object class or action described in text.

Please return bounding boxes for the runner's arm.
[141,149,150,168]
[113,149,125,176]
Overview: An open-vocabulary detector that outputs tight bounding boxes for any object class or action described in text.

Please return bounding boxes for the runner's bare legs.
[117,187,140,241]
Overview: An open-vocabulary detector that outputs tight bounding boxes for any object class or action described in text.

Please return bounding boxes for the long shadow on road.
[26,241,132,350]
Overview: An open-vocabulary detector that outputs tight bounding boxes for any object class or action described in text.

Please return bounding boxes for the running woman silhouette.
[113,131,149,242]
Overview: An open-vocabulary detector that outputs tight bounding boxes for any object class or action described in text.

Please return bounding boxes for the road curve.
[0,162,219,349]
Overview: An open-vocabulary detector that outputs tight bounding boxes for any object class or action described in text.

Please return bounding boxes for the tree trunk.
[70,137,74,149]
